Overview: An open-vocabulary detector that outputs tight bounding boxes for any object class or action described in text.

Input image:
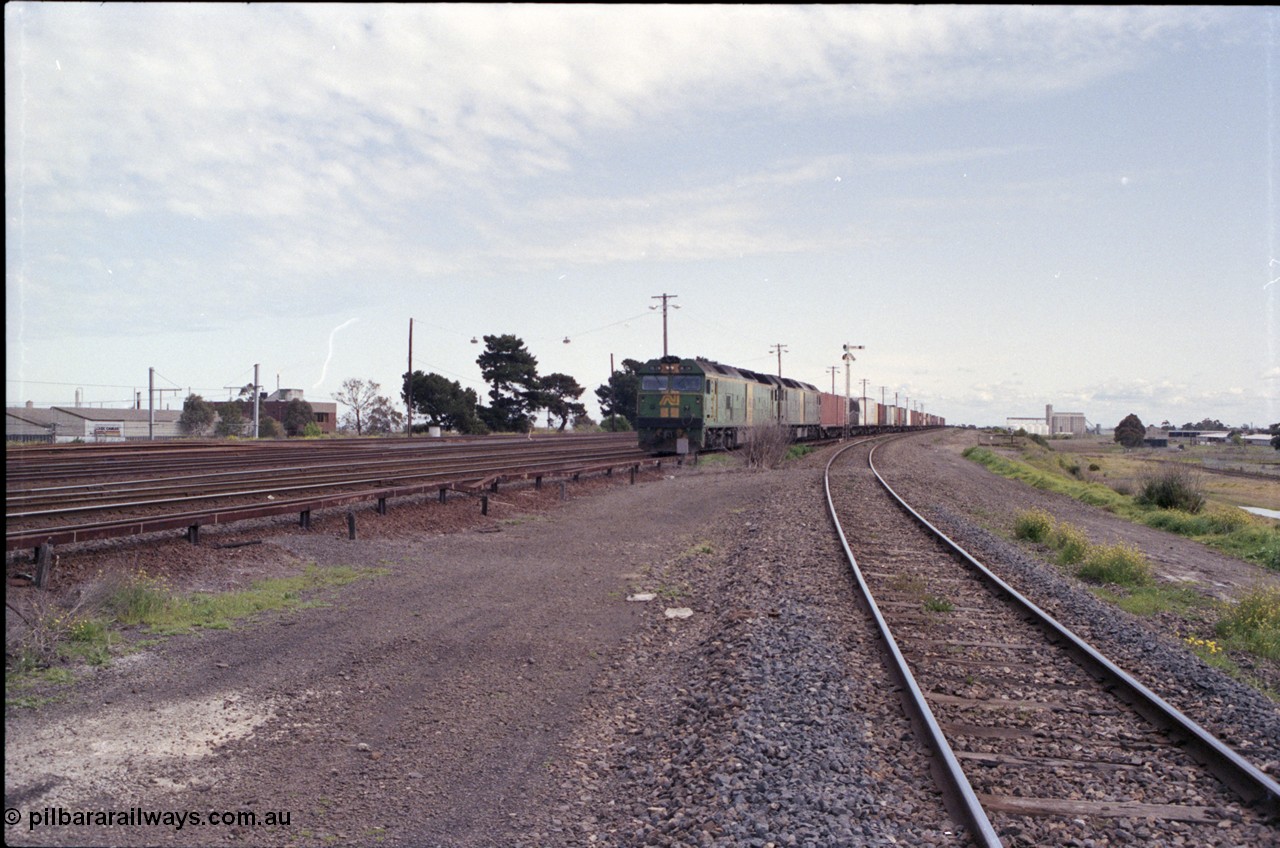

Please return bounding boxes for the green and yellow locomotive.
[636,356,829,453]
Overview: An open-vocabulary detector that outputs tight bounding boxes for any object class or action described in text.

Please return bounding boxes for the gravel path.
[6,431,1278,847]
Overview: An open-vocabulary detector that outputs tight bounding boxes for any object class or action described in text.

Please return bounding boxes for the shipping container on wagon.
[818,393,845,428]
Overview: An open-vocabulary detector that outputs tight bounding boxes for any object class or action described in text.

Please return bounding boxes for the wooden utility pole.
[649,293,679,357]
[770,343,788,422]
[406,318,413,438]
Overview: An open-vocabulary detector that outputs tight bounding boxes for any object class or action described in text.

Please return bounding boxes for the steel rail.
[823,438,1003,848]
[7,451,666,551]
[865,439,1280,818]
[6,444,652,514]
[5,434,636,485]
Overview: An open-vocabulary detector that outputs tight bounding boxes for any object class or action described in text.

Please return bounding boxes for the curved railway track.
[5,434,664,552]
[825,436,1280,847]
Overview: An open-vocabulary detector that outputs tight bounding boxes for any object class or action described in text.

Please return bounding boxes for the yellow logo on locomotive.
[659,392,680,418]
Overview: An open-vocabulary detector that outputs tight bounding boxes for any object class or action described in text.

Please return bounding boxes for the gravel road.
[5,430,1278,847]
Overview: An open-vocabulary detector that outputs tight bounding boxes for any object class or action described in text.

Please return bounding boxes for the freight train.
[636,356,944,454]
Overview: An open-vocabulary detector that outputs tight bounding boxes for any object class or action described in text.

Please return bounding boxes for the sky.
[6,4,1278,429]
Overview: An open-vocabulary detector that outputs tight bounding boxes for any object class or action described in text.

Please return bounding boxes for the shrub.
[1137,466,1205,513]
[600,415,632,432]
[1013,509,1054,543]
[740,423,793,469]
[1215,586,1280,660]
[1053,524,1091,565]
[1077,543,1154,587]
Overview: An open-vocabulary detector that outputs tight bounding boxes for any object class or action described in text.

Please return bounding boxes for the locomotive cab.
[636,358,706,453]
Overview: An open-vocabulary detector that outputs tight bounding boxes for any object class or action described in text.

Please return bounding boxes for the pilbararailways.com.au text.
[8,806,292,832]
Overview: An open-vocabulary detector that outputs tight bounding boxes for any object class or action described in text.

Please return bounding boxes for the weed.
[741,423,794,470]
[784,444,814,461]
[1052,524,1091,566]
[923,595,954,613]
[965,446,1278,567]
[1215,586,1280,661]
[1076,543,1154,587]
[1137,466,1206,513]
[1013,509,1054,543]
[1093,584,1205,617]
[7,564,385,695]
[1183,634,1223,655]
[889,574,927,597]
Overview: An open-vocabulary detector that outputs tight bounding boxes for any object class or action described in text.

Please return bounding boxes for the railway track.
[825,436,1280,847]
[5,434,664,553]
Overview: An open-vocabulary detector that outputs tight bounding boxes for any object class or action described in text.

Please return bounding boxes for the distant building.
[5,403,183,442]
[260,389,338,435]
[1046,404,1087,437]
[1006,416,1049,436]
[1168,430,1234,446]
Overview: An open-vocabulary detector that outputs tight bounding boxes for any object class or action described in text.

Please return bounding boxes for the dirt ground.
[5,432,1278,847]
[5,465,770,846]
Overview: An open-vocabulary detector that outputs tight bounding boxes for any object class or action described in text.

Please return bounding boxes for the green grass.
[1076,542,1154,587]
[7,564,385,704]
[1051,523,1091,566]
[1091,584,1207,617]
[965,446,1279,570]
[923,595,954,613]
[1215,586,1280,661]
[1012,509,1054,543]
[963,447,1129,510]
[107,564,384,633]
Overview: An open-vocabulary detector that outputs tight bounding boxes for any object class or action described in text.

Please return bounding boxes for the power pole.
[253,363,260,438]
[148,368,181,440]
[649,293,679,357]
[769,343,788,422]
[406,318,414,438]
[827,366,839,395]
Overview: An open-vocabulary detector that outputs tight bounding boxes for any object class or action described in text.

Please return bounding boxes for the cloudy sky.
[6,5,1277,428]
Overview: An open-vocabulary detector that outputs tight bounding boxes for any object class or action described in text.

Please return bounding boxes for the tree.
[1183,418,1227,430]
[476,334,540,432]
[259,417,284,438]
[1270,423,1280,451]
[537,373,588,431]
[1114,413,1146,448]
[282,398,316,436]
[600,415,632,432]
[214,401,246,437]
[594,359,642,428]
[332,378,383,436]
[365,396,405,435]
[403,370,486,434]
[179,394,216,436]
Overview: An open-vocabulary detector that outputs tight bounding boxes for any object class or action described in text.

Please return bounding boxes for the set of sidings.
[635,356,945,454]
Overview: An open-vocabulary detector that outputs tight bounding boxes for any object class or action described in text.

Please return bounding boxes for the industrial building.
[1006,404,1089,437]
[5,403,183,443]
[6,389,336,443]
